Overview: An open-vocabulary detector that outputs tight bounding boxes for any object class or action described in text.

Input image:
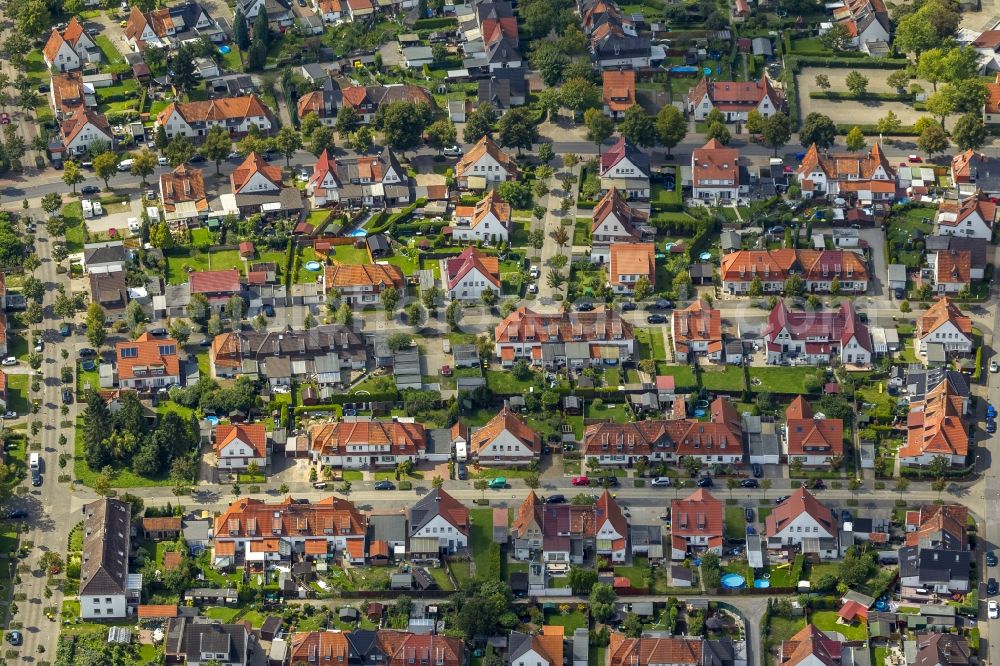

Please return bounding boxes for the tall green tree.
[425,118,457,153]
[619,105,656,147]
[201,125,233,175]
[799,112,836,149]
[62,160,84,193]
[845,126,866,151]
[274,126,302,166]
[233,7,250,50]
[252,9,269,47]
[952,113,987,151]
[130,148,157,185]
[917,122,949,157]
[92,151,119,189]
[655,105,687,157]
[463,104,497,144]
[760,113,793,156]
[497,107,539,155]
[584,108,613,152]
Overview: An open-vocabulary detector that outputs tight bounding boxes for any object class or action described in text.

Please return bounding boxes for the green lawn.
[7,329,28,361]
[654,364,698,391]
[749,366,822,394]
[700,365,746,392]
[329,244,371,265]
[296,247,324,284]
[76,360,101,399]
[165,247,243,284]
[546,610,588,633]
[62,202,87,252]
[614,557,650,588]
[426,566,455,590]
[385,252,420,276]
[585,400,631,423]
[220,46,244,72]
[573,217,591,246]
[468,508,497,580]
[5,373,28,415]
[486,370,540,394]
[94,34,125,64]
[204,606,242,623]
[811,610,868,640]
[724,506,747,539]
[768,616,805,643]
[636,327,667,360]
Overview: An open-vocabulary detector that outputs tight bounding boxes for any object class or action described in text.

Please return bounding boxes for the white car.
[117,159,133,172]
[989,600,998,619]
[650,477,671,487]
[158,156,169,166]
[529,265,540,279]
[442,145,462,157]
[528,284,538,294]
[1,357,16,366]
[991,360,999,373]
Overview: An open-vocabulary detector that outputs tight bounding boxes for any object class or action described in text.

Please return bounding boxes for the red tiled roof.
[934,250,972,285]
[156,94,273,126]
[138,605,178,618]
[310,420,426,458]
[495,307,633,345]
[798,142,895,182]
[785,397,844,458]
[764,488,837,537]
[216,496,367,540]
[231,151,283,193]
[455,136,518,181]
[470,405,541,457]
[917,297,972,339]
[446,247,500,290]
[115,332,180,381]
[324,264,404,292]
[215,422,267,458]
[670,489,724,539]
[602,70,636,112]
[779,625,841,666]
[692,139,741,187]
[607,632,705,666]
[899,380,968,460]
[609,243,655,288]
[189,268,241,295]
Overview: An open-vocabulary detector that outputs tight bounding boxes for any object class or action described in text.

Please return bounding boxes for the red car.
[572,475,589,486]
[441,365,452,376]
[0,113,9,125]
[908,154,923,163]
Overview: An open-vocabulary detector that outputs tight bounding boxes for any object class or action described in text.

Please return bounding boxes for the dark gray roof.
[508,632,534,663]
[428,428,453,456]
[165,618,250,665]
[367,233,391,253]
[593,34,650,59]
[898,546,970,583]
[348,629,385,666]
[369,513,408,543]
[409,488,451,535]
[914,632,970,666]
[80,498,131,597]
[960,153,1000,192]
[704,639,737,666]
[83,241,127,266]
[486,37,521,65]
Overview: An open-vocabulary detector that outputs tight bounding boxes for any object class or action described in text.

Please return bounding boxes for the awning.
[346,539,365,559]
[304,539,328,555]
[214,541,236,556]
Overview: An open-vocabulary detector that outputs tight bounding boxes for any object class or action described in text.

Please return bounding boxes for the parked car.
[988,578,998,595]
[33,340,43,352]
[37,84,49,93]
[544,494,566,504]
[31,471,41,487]
[740,478,759,488]
[751,463,763,478]
[59,322,71,337]
[575,302,595,312]
[744,507,754,522]
[262,304,275,317]
[488,477,508,489]
[600,476,620,487]
[908,154,923,163]
[620,302,637,311]
[6,631,22,646]
[457,464,468,480]
[1,412,16,420]
[373,480,394,490]
[529,265,540,279]
[6,509,27,520]
[987,551,998,567]
[696,477,714,488]
[1,358,16,366]
[442,145,462,157]
[989,404,997,419]
[992,360,999,374]
[0,113,10,125]
[990,600,999,619]
[987,419,996,434]
[150,327,167,336]
[775,495,790,504]
[841,509,852,523]
[572,475,589,486]
[62,388,73,404]
[117,159,134,172]
[650,477,671,487]
[649,299,675,310]
[528,284,538,294]
[646,314,667,324]
[81,185,100,195]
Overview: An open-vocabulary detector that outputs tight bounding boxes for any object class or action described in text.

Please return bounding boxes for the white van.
[29,453,39,470]
[92,201,103,216]
[117,158,134,172]
[81,199,93,218]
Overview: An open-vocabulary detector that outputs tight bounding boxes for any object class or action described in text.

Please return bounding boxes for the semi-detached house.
[470,405,541,466]
[43,17,99,71]
[599,138,650,200]
[914,297,974,357]
[670,489,723,559]
[583,397,744,468]
[408,488,468,554]
[763,301,872,366]
[309,419,427,469]
[509,490,625,568]
[322,263,405,306]
[445,247,501,301]
[784,396,844,467]
[899,380,969,467]
[114,333,181,390]
[213,496,367,568]
[494,306,635,368]
[764,487,839,559]
[720,249,869,294]
[455,136,518,190]
[691,139,745,202]
[60,107,114,156]
[79,498,132,619]
[686,76,785,122]
[589,188,652,264]
[796,142,897,201]
[154,94,275,139]
[934,192,996,240]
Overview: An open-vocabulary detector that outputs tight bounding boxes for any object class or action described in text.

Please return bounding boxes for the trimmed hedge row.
[809,91,912,102]
[834,123,918,136]
[790,55,908,69]
[293,390,400,409]
[368,199,426,235]
[413,17,457,29]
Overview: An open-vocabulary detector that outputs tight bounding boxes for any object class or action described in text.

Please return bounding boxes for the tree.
[819,22,851,51]
[171,45,198,95]
[234,6,250,50]
[155,124,169,152]
[480,288,498,308]
[309,126,336,156]
[748,276,763,298]
[583,108,613,153]
[761,113,792,156]
[252,9,270,47]
[799,113,837,149]
[382,286,400,320]
[895,477,910,501]
[559,77,602,116]
[426,119,457,153]
[566,566,598,594]
[62,161,84,194]
[784,274,805,297]
[830,277,841,295]
[917,122,949,157]
[225,296,246,329]
[379,101,431,153]
[246,41,267,71]
[589,583,617,623]
[845,126,866,152]
[875,110,903,136]
[925,90,956,129]
[846,71,869,97]
[814,74,831,91]
[130,148,157,185]
[497,181,532,209]
[335,105,361,136]
[632,275,652,302]
[952,113,987,151]
[932,476,947,497]
[673,271,692,300]
[273,126,302,167]
[92,151,119,188]
[347,126,373,154]
[705,121,731,145]
[386,333,413,353]
[40,192,62,216]
[538,142,555,164]
[463,104,497,143]
[85,303,106,349]
[169,319,191,344]
[655,106,687,157]
[188,293,211,328]
[530,42,569,87]
[619,105,656,147]
[201,125,233,175]
[497,108,539,155]
[165,135,196,167]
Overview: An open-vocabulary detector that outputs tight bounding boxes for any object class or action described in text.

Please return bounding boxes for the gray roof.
[409,488,457,536]
[80,498,132,597]
[428,428,453,456]
[83,241,127,267]
[165,617,250,664]
[671,565,694,582]
[369,513,408,544]
[403,46,434,61]
[508,631,534,663]
[182,519,210,543]
[887,264,906,282]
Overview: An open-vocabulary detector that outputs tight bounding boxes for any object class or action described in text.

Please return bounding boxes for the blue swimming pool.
[218,45,231,54]
[205,415,220,426]
[305,261,322,272]
[721,574,745,589]
[349,228,368,237]
[670,66,699,73]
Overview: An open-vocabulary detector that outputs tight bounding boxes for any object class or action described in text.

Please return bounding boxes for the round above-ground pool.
[874,600,889,611]
[305,261,322,271]
[699,251,712,261]
[754,579,770,589]
[219,45,231,54]
[349,228,368,237]
[205,415,220,426]
[703,67,713,76]
[721,574,745,589]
